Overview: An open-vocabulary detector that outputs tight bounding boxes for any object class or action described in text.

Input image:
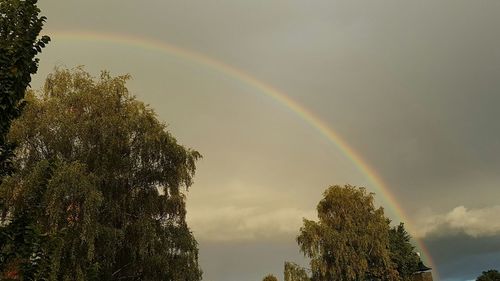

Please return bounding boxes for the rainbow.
[48,30,438,278]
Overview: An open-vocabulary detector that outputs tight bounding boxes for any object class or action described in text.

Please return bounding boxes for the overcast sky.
[32,1,500,281]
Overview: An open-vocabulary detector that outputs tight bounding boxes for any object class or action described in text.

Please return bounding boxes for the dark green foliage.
[297,185,399,281]
[0,161,58,280]
[0,0,50,180]
[477,270,500,281]
[0,67,202,280]
[388,223,421,281]
[0,0,49,278]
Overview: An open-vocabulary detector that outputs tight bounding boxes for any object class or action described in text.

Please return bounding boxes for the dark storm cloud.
[282,1,500,213]
[424,234,500,281]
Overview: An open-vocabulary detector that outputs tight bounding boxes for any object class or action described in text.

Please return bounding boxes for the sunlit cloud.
[415,205,500,238]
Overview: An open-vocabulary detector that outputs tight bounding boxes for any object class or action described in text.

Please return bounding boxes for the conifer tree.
[389,223,420,281]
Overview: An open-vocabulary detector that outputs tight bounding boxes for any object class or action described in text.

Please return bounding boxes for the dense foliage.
[262,274,278,281]
[477,270,500,281]
[0,0,50,279]
[284,262,310,281]
[0,68,202,280]
[0,0,49,180]
[297,185,399,281]
[389,223,420,281]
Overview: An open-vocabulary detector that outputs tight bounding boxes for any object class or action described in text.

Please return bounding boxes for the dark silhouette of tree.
[0,0,49,180]
[477,270,500,281]
[0,0,50,279]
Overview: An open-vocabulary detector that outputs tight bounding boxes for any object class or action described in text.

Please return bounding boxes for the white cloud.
[415,205,500,238]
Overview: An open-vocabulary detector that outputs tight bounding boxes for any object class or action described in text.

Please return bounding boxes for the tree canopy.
[0,0,50,279]
[477,270,500,281]
[389,223,421,281]
[284,262,310,281]
[0,67,202,280]
[0,0,50,180]
[263,274,279,281]
[297,185,399,281]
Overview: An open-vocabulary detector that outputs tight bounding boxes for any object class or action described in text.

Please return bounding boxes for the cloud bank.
[188,206,315,241]
[416,205,500,238]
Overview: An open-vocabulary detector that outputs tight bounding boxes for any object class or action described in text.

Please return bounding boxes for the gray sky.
[33,1,500,280]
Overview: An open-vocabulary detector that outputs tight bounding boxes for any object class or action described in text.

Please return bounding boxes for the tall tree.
[388,222,421,281]
[297,185,399,281]
[0,0,49,279]
[0,0,50,180]
[0,67,202,280]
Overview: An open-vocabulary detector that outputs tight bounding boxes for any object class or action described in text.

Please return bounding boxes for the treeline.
[4,2,492,281]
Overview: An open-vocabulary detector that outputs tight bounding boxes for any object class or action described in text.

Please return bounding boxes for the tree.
[0,67,202,280]
[0,0,49,279]
[297,185,399,281]
[284,262,310,281]
[263,274,278,281]
[0,0,50,181]
[477,270,500,281]
[388,223,420,281]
